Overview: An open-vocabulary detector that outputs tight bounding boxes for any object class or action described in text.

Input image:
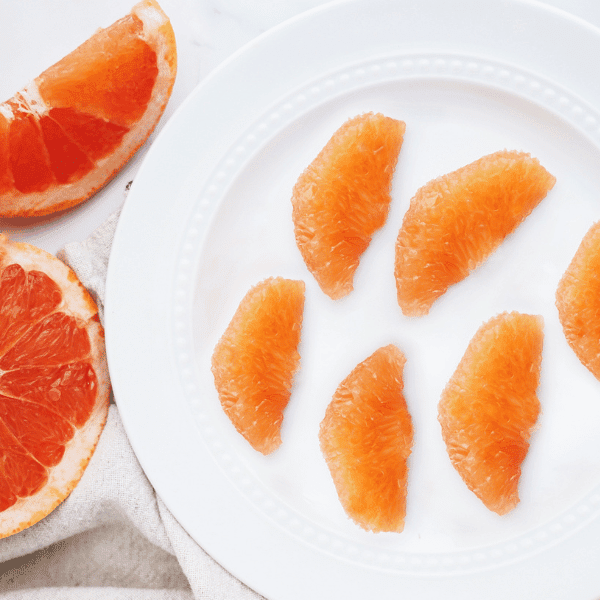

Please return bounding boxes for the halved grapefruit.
[0,234,110,538]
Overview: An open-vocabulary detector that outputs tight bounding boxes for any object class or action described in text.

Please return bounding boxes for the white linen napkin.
[0,209,263,600]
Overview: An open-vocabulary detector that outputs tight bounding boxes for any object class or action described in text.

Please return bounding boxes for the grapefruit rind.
[0,395,107,539]
[556,221,600,381]
[0,0,177,217]
[395,150,556,316]
[438,312,543,515]
[292,112,405,299]
[211,277,305,455]
[0,233,109,539]
[319,344,413,533]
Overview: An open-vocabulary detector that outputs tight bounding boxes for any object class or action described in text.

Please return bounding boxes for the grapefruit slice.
[395,150,556,316]
[292,112,405,299]
[319,344,413,532]
[556,221,600,380]
[211,277,305,454]
[0,234,110,538]
[0,0,177,217]
[438,312,543,515]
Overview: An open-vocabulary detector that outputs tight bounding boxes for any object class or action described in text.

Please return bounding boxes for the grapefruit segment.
[0,312,91,369]
[36,14,159,128]
[556,221,600,380]
[438,312,543,515]
[0,234,110,538]
[0,418,49,499]
[319,344,413,533]
[0,0,176,217]
[48,108,129,162]
[0,363,98,429]
[292,112,405,299]
[0,113,11,194]
[8,106,54,194]
[211,277,305,454]
[0,396,74,467]
[0,265,62,356]
[38,114,95,184]
[395,150,556,316]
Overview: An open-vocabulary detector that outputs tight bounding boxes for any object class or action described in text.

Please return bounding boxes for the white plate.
[105,0,600,598]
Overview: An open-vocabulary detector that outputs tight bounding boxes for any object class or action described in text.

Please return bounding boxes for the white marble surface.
[3,0,600,596]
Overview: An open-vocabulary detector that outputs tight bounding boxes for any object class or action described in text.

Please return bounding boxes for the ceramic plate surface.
[105,1,600,598]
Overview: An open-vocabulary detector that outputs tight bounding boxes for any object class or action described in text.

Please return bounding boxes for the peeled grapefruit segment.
[0,234,110,538]
[0,0,177,217]
[211,277,305,454]
[438,312,543,515]
[292,112,405,299]
[319,344,413,532]
[556,221,600,380]
[395,150,556,316]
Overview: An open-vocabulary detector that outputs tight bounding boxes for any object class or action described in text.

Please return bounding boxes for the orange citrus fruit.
[292,112,405,299]
[438,312,543,515]
[395,150,556,316]
[556,221,600,381]
[0,234,110,538]
[211,277,305,455]
[319,344,413,532]
[0,0,177,217]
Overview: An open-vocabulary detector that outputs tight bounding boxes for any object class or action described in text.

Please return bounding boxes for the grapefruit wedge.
[292,112,405,299]
[395,150,555,316]
[319,344,413,532]
[556,221,600,381]
[0,234,110,538]
[0,0,177,217]
[211,277,305,454]
[438,312,543,515]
